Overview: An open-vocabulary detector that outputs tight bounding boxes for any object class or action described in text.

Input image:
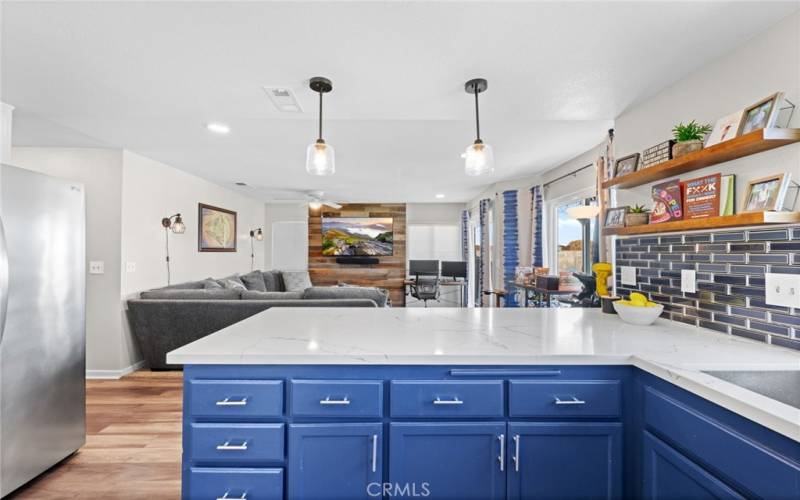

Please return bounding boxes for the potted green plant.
[671,120,713,158]
[624,205,650,226]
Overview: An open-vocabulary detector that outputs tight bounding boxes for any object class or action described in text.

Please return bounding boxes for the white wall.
[406,203,465,225]
[614,11,800,209]
[0,103,12,164]
[10,147,125,372]
[263,202,308,270]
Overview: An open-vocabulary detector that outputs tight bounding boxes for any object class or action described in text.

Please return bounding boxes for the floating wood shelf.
[602,128,800,190]
[602,211,800,236]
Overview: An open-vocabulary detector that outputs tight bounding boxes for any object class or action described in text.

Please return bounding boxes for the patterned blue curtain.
[502,190,519,307]
[530,185,543,267]
[478,199,490,307]
[460,210,470,262]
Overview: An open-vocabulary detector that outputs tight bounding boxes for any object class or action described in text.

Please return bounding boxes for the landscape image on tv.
[322,217,394,256]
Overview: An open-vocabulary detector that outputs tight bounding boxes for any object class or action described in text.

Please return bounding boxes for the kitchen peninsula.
[167,308,800,500]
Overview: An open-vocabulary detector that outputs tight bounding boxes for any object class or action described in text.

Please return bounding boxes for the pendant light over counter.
[306,76,335,176]
[463,78,494,176]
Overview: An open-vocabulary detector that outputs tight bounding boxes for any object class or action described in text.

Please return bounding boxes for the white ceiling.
[3,1,798,202]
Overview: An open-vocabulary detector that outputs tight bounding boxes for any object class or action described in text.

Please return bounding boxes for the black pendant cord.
[318,91,323,142]
[164,227,171,286]
[474,88,481,142]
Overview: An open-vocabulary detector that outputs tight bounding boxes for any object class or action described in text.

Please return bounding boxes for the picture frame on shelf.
[738,92,784,136]
[604,206,629,228]
[614,153,640,177]
[741,173,792,213]
[705,110,744,147]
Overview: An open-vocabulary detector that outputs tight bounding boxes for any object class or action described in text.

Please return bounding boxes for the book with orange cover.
[683,173,721,219]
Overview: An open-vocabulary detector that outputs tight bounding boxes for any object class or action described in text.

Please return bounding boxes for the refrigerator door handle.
[0,214,8,346]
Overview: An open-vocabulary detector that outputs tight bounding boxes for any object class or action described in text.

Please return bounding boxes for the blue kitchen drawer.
[644,386,800,499]
[187,423,284,464]
[290,379,384,418]
[390,380,504,418]
[188,379,283,419]
[509,380,621,418]
[187,467,283,500]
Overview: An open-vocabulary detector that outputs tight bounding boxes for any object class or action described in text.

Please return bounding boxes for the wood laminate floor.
[8,370,183,500]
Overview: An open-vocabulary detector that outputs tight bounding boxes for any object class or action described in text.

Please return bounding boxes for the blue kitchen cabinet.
[506,422,623,500]
[642,431,744,499]
[389,422,507,500]
[287,422,382,500]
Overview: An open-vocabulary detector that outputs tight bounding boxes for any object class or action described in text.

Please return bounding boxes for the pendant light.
[306,76,335,176]
[463,78,494,176]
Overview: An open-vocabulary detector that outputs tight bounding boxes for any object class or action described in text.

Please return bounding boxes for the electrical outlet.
[621,266,637,286]
[88,261,104,275]
[765,273,800,308]
[681,270,696,293]
[126,262,136,273]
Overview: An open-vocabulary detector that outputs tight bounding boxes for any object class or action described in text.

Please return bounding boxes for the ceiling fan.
[305,190,342,210]
[233,184,342,209]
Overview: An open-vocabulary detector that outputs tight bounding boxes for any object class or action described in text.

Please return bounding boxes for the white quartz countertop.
[167,308,800,441]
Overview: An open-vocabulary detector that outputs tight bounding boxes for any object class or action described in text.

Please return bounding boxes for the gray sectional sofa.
[126,270,389,369]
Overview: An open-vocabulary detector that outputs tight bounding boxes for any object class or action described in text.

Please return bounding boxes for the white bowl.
[612,301,664,326]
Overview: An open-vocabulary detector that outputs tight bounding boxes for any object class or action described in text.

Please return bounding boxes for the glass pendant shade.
[255,229,264,241]
[171,216,186,234]
[567,205,601,220]
[306,140,335,176]
[463,141,494,176]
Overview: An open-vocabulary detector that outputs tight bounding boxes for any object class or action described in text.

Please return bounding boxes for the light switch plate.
[681,270,696,293]
[765,273,800,308]
[88,261,104,275]
[621,266,637,286]
[126,262,136,273]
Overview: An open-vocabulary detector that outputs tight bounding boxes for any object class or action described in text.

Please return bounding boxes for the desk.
[506,281,577,307]
[404,279,468,307]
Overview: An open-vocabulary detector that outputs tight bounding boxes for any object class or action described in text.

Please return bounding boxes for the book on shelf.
[720,174,735,216]
[683,173,736,219]
[650,179,684,223]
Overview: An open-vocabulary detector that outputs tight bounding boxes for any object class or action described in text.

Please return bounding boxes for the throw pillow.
[203,279,223,289]
[261,271,284,292]
[282,271,312,292]
[240,270,267,292]
[216,274,246,289]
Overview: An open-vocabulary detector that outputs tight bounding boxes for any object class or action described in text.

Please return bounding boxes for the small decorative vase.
[625,212,649,226]
[672,139,703,158]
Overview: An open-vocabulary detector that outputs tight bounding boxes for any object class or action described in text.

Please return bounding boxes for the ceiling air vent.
[235,182,248,186]
[262,86,303,113]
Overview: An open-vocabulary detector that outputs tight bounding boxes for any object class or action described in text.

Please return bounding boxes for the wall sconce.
[249,228,264,271]
[161,213,185,285]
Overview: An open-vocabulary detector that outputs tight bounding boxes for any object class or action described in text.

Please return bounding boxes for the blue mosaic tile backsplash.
[615,226,800,351]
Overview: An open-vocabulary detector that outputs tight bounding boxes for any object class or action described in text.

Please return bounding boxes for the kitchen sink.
[701,370,800,409]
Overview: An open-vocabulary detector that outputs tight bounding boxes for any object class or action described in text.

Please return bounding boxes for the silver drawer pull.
[216,440,248,451]
[554,396,586,405]
[433,397,463,405]
[320,396,350,405]
[216,397,248,406]
[217,492,247,500]
[498,434,505,471]
[513,435,520,472]
[371,434,378,473]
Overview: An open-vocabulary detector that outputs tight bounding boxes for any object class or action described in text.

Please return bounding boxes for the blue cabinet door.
[642,432,744,499]
[507,422,622,500]
[389,422,506,500]
[288,423,382,500]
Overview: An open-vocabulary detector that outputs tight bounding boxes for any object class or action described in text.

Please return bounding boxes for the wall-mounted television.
[322,217,394,256]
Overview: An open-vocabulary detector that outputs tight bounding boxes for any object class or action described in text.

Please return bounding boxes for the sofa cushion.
[240,270,267,292]
[217,275,247,291]
[241,290,304,301]
[162,279,207,290]
[139,289,241,300]
[203,279,223,289]
[261,271,284,292]
[303,286,389,307]
[282,271,312,292]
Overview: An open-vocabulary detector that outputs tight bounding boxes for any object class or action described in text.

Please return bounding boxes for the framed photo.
[738,92,784,136]
[705,110,744,147]
[604,206,629,228]
[198,203,237,252]
[741,173,791,213]
[614,153,640,178]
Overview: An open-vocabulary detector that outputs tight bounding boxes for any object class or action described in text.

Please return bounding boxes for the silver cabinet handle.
[216,397,248,406]
[498,434,505,471]
[216,440,248,451]
[554,396,586,405]
[433,397,463,405]
[320,396,350,405]
[513,435,520,472]
[217,493,247,500]
[371,434,378,473]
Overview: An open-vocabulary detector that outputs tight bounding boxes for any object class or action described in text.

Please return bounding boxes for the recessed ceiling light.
[206,122,231,135]
[435,193,445,199]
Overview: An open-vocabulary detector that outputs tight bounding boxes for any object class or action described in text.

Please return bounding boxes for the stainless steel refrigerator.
[0,163,86,497]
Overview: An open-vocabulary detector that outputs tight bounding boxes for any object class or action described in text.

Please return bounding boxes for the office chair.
[408,260,440,307]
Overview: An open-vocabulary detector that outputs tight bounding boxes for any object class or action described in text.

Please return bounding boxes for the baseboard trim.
[86,360,146,380]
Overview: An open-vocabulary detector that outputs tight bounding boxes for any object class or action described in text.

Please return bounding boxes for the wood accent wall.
[308,203,407,306]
